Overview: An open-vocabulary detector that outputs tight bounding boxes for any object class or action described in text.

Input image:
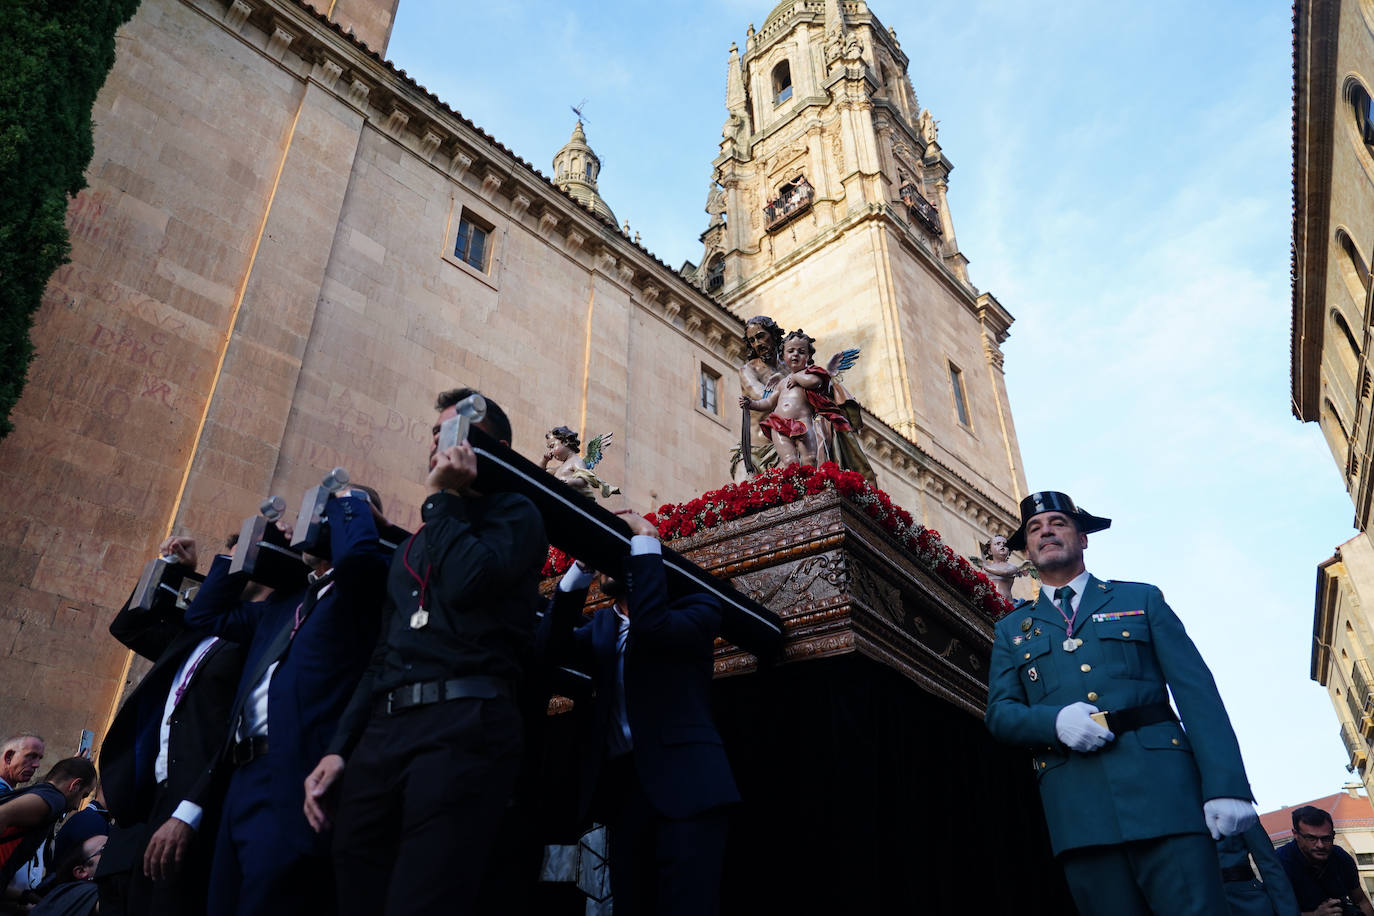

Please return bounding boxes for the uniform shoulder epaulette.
[1107,579,1151,587]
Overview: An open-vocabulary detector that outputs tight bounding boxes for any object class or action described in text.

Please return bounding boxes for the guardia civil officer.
[985,491,1258,915]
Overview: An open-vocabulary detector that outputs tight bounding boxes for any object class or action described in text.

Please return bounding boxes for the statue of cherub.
[540,426,621,499]
[969,533,1033,601]
[738,329,857,469]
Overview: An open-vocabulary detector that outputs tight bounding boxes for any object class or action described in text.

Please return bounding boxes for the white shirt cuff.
[559,566,594,592]
[170,801,203,831]
[630,535,661,556]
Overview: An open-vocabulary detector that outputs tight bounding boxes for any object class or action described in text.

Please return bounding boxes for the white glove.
[1055,702,1114,752]
[1204,797,1257,839]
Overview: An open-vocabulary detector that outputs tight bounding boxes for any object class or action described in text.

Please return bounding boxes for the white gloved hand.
[1204,797,1257,839]
[1055,702,1114,752]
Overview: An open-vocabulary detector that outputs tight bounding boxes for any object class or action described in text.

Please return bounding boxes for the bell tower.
[696,0,1025,508]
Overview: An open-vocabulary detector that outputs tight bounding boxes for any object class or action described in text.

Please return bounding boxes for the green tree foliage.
[0,0,142,438]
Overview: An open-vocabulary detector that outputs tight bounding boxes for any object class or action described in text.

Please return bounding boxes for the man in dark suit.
[539,511,739,916]
[304,388,548,916]
[185,488,389,916]
[99,535,245,916]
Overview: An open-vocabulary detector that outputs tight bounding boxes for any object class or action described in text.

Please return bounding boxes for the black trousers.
[331,695,523,916]
[106,783,213,916]
[599,753,730,916]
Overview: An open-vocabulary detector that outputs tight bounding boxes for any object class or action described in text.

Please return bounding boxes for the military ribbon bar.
[1091,609,1145,623]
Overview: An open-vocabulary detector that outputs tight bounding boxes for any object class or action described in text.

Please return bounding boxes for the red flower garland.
[541,462,1014,619]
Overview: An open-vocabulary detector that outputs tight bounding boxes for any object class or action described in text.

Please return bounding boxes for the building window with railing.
[900,182,943,237]
[764,176,813,231]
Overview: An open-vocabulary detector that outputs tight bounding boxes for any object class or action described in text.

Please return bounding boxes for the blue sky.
[387,0,1357,809]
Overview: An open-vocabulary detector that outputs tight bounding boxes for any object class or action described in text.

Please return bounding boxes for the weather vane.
[570,99,590,123]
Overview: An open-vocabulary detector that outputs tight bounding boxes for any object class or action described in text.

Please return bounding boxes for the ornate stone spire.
[551,120,616,224]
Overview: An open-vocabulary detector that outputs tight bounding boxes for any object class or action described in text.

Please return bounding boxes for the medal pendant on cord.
[410,606,429,629]
[1062,636,1077,653]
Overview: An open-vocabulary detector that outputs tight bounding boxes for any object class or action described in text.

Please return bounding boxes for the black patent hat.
[1005,491,1111,552]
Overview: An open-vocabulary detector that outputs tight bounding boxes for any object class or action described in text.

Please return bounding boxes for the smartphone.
[77,730,94,758]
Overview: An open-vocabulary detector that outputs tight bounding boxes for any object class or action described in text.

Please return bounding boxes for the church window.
[585,162,593,180]
[705,253,725,292]
[455,209,492,272]
[948,362,971,427]
[1352,81,1374,153]
[699,365,721,414]
[773,61,793,104]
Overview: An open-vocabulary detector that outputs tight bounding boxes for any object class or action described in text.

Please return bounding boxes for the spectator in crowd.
[0,758,96,890]
[304,388,548,916]
[538,511,738,915]
[188,486,390,916]
[1276,805,1374,916]
[27,833,104,916]
[99,535,245,916]
[0,736,44,794]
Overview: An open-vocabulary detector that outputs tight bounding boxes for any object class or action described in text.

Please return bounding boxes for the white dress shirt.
[159,635,219,829]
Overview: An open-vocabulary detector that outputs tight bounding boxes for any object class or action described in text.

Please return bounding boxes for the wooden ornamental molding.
[662,491,995,716]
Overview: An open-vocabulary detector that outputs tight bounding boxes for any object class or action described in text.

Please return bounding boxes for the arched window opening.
[705,253,725,293]
[1352,81,1374,154]
[1333,309,1363,380]
[1324,396,1353,469]
[1339,229,1372,295]
[773,60,793,105]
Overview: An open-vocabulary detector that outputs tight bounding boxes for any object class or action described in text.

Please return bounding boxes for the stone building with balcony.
[0,0,1033,826]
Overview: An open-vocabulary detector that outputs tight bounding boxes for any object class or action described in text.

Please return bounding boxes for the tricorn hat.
[1005,491,1111,552]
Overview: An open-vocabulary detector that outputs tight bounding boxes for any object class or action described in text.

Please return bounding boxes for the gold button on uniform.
[1121,630,1130,638]
[1171,738,1179,746]
[1024,652,1031,660]
[1039,761,1046,769]
[1087,691,1098,702]
[1080,663,1091,673]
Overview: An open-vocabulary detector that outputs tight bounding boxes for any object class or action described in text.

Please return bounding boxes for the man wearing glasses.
[1276,805,1374,916]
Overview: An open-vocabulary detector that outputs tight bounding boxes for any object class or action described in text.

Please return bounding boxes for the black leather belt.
[382,676,510,715]
[1090,702,1177,734]
[1221,863,1256,883]
[230,736,269,766]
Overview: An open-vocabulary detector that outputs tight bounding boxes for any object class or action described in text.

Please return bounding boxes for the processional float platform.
[663,492,1075,914]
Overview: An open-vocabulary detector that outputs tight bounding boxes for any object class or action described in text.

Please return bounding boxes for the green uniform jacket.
[985,575,1253,855]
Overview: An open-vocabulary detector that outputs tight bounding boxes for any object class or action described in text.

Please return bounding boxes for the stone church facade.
[0,0,1028,754]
